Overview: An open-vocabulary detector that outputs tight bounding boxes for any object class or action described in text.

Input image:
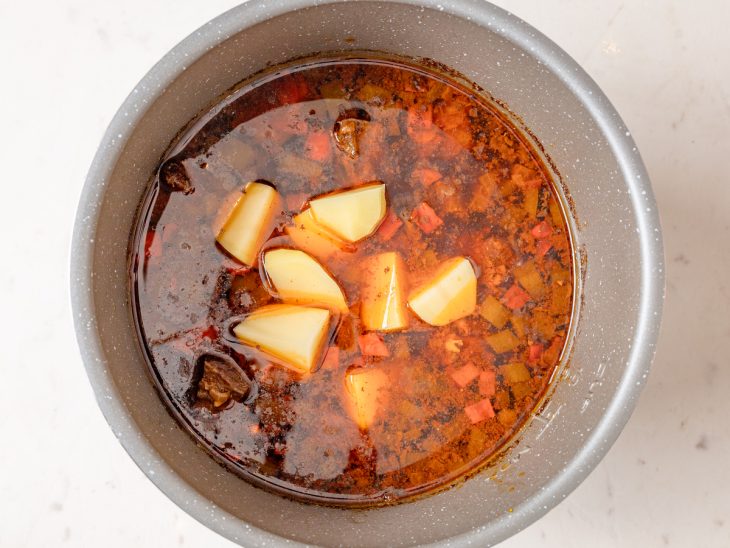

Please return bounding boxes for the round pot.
[71,1,664,545]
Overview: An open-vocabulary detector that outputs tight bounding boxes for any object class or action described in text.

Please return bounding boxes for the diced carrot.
[412,167,442,187]
[536,239,552,258]
[376,209,403,241]
[248,424,260,434]
[464,398,495,424]
[285,192,308,212]
[503,284,531,310]
[531,220,553,239]
[478,370,496,397]
[450,362,480,388]
[305,132,331,162]
[201,326,218,341]
[527,343,543,364]
[322,345,340,369]
[145,230,162,259]
[358,333,390,357]
[411,202,444,234]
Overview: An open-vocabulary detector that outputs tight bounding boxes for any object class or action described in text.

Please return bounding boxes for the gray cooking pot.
[70,1,664,545]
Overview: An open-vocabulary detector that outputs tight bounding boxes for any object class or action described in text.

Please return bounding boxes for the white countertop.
[2,0,728,546]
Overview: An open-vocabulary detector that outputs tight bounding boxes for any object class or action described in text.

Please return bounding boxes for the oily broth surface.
[132,58,574,505]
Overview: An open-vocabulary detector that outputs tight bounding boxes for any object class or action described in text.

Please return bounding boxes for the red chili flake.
[531,220,553,239]
[503,284,531,310]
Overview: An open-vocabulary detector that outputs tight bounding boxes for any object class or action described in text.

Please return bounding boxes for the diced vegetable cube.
[309,183,387,242]
[503,284,531,310]
[358,333,390,357]
[497,409,517,427]
[485,329,520,354]
[450,362,480,387]
[514,261,545,299]
[531,220,553,239]
[464,398,495,424]
[411,202,444,234]
[536,239,552,258]
[216,181,281,266]
[527,343,543,363]
[501,362,531,384]
[262,248,348,312]
[479,295,510,329]
[233,304,330,374]
[361,252,409,331]
[376,209,403,241]
[511,381,533,400]
[408,257,477,326]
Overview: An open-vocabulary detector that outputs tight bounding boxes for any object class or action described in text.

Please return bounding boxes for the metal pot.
[70,1,664,545]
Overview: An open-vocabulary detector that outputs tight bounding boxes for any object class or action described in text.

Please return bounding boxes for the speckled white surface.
[1,0,728,546]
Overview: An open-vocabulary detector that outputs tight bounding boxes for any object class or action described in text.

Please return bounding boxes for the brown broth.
[131,57,574,506]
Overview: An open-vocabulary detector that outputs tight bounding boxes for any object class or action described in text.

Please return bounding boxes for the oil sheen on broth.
[131,57,574,506]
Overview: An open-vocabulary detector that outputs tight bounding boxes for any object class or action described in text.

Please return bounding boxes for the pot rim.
[70,1,664,546]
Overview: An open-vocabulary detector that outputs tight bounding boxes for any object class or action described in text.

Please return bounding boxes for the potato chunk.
[216,182,280,265]
[344,368,389,429]
[233,304,330,373]
[407,257,477,326]
[309,183,386,242]
[360,252,409,331]
[262,248,348,312]
[285,208,344,260]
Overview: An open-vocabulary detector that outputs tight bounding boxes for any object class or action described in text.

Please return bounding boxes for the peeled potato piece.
[361,252,409,331]
[263,248,348,312]
[285,208,345,260]
[216,181,280,266]
[233,304,330,374]
[408,257,477,326]
[309,183,386,242]
[344,368,389,430]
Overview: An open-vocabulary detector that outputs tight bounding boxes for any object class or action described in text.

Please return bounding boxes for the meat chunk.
[159,158,193,194]
[195,355,252,410]
[333,108,371,158]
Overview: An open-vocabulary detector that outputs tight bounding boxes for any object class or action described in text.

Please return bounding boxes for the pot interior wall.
[88,2,649,546]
